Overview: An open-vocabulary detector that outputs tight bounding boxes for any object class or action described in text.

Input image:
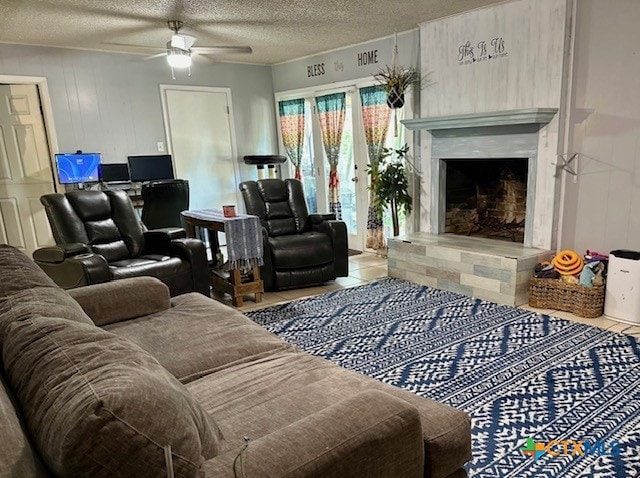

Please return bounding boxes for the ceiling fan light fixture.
[166,46,192,69]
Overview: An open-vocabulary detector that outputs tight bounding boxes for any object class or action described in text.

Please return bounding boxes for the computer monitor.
[99,163,130,182]
[55,153,101,184]
[127,154,175,182]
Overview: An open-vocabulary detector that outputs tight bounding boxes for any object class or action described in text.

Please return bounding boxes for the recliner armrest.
[146,227,187,240]
[33,252,111,289]
[313,219,348,277]
[33,243,90,264]
[200,390,424,478]
[170,238,211,296]
[143,228,188,254]
[309,213,337,224]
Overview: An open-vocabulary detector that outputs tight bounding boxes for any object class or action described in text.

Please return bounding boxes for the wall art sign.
[306,62,326,77]
[357,49,379,67]
[458,37,507,65]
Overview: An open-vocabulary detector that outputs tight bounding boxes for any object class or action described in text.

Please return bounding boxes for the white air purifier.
[604,250,640,324]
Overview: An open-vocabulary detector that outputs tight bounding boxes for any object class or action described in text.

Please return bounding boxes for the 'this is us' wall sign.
[458,37,508,65]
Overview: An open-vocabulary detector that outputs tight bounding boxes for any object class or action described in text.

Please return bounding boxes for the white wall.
[560,0,640,254]
[0,44,277,183]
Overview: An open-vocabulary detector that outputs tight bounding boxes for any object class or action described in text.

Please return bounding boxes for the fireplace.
[443,158,528,242]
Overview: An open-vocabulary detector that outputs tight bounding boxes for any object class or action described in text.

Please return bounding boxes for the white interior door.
[0,84,55,255]
[161,86,240,211]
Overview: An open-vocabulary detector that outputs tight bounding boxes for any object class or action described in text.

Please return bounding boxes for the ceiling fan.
[105,20,252,76]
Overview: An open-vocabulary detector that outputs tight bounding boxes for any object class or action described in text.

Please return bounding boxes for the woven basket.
[528,277,605,318]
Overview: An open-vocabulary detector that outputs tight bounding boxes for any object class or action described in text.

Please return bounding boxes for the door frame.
[0,75,60,192]
[159,84,243,208]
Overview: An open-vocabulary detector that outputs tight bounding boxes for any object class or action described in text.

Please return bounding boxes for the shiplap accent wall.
[421,0,567,117]
[0,44,277,182]
[417,0,570,250]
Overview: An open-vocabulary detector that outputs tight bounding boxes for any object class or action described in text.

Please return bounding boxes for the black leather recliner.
[239,178,348,291]
[141,179,189,230]
[33,189,210,296]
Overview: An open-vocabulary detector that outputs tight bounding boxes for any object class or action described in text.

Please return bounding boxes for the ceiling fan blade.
[101,42,166,51]
[194,54,217,64]
[191,46,252,54]
[143,53,168,61]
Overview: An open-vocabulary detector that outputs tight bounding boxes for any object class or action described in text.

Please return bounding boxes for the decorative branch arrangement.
[373,64,420,109]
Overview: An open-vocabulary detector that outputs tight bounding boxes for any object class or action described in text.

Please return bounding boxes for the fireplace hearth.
[444,158,528,242]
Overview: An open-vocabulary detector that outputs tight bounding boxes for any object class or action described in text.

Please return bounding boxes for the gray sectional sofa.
[0,244,471,477]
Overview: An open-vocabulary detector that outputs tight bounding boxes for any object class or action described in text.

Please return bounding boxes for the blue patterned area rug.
[246,278,640,477]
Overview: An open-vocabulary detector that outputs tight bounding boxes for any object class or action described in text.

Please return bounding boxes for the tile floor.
[213,252,640,339]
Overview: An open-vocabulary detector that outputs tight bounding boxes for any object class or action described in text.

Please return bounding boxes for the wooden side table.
[181,210,264,307]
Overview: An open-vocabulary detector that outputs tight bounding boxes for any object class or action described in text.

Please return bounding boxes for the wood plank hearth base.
[388,233,552,306]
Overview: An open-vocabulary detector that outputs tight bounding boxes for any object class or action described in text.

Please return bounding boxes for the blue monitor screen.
[55,153,101,184]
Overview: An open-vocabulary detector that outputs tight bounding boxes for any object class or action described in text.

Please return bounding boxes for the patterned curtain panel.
[315,92,346,219]
[278,98,305,180]
[359,85,391,250]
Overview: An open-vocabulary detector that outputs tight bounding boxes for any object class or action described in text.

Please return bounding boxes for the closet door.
[161,86,240,211]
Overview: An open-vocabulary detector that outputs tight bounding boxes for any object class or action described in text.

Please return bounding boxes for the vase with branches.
[367,144,413,237]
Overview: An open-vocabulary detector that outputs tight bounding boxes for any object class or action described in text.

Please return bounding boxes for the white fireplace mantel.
[401,108,558,132]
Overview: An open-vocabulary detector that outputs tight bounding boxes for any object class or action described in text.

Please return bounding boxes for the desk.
[181,209,264,307]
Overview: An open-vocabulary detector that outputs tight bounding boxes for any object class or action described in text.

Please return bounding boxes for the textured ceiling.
[0,0,505,65]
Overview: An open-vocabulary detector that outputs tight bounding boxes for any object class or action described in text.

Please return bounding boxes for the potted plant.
[373,64,420,109]
[367,144,413,237]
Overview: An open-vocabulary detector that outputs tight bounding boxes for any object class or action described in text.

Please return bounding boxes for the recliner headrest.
[257,179,288,202]
[66,190,112,222]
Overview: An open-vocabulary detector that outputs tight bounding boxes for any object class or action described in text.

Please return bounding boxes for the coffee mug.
[222,205,236,217]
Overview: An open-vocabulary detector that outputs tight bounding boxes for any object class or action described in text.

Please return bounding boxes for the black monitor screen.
[55,153,101,184]
[99,163,130,182]
[127,155,175,182]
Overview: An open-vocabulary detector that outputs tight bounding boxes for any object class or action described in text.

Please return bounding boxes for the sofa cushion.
[186,351,471,478]
[104,292,295,383]
[0,287,93,344]
[268,232,333,269]
[2,316,222,478]
[0,374,49,477]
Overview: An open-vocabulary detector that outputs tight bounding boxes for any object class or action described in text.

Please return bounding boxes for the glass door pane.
[299,100,317,213]
[335,94,357,233]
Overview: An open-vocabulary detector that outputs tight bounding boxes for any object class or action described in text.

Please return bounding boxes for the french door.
[277,83,411,252]
[290,90,367,250]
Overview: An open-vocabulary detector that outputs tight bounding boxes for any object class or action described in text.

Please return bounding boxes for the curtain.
[315,92,346,219]
[278,98,305,179]
[359,85,391,250]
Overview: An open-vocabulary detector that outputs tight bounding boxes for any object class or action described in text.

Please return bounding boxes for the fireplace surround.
[388,109,557,305]
[403,108,558,249]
